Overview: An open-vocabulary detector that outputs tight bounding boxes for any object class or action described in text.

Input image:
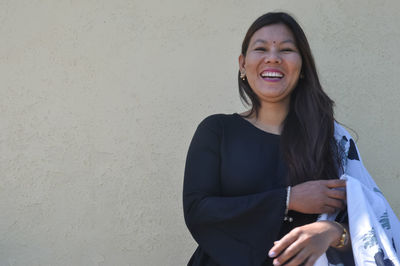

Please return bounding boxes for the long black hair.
[239,12,341,185]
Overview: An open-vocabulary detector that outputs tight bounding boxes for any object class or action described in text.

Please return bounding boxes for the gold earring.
[240,70,246,80]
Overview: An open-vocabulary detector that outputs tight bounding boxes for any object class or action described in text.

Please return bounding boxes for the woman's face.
[239,24,302,105]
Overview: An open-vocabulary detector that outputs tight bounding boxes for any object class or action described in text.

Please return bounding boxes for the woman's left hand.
[268,221,342,266]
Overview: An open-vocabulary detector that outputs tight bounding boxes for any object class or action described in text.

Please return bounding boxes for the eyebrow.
[251,39,296,46]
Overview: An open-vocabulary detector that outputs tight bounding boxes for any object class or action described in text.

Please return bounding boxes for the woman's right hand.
[268,221,346,266]
[289,179,346,214]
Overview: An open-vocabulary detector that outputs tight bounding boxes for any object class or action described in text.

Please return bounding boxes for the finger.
[304,255,319,266]
[274,239,305,266]
[284,248,310,266]
[268,228,301,258]
[325,179,346,189]
[326,188,346,200]
[325,198,345,210]
[320,205,336,214]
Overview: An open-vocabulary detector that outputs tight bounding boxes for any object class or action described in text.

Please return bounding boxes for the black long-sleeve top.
[183,113,319,266]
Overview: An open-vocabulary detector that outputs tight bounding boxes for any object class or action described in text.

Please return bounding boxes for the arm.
[268,220,350,266]
[183,116,287,265]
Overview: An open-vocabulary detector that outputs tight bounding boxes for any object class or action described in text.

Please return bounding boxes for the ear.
[238,54,245,71]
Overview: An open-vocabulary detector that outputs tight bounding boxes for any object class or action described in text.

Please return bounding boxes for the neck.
[253,99,290,135]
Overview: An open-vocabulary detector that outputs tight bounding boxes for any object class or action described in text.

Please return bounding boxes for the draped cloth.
[315,123,400,266]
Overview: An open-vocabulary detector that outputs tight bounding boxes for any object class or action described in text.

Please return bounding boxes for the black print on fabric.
[374,249,395,266]
[348,139,360,161]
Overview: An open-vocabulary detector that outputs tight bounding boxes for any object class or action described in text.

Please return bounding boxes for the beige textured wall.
[1,0,399,265]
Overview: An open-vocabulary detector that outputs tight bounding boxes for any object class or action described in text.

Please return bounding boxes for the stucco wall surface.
[0,0,399,265]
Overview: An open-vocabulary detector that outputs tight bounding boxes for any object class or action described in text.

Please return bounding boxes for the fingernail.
[273,260,280,265]
[268,251,276,257]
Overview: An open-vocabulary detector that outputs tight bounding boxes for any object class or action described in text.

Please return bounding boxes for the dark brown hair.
[239,12,341,185]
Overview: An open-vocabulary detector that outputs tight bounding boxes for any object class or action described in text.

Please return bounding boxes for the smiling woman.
[183,12,399,266]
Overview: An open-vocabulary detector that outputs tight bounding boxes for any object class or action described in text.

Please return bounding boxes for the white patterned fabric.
[315,123,400,266]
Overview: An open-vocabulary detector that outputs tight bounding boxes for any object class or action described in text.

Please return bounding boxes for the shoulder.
[197,113,236,131]
[192,113,238,141]
[188,114,235,149]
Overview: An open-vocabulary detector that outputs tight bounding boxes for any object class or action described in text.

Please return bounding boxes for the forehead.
[249,24,296,44]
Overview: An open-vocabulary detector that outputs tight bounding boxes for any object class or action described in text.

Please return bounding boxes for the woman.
[183,12,354,266]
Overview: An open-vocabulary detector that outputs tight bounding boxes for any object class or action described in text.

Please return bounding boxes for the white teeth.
[261,71,284,78]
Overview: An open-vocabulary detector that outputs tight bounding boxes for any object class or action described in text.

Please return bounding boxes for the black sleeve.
[183,116,287,266]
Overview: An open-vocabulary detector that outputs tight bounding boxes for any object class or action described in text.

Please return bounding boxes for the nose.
[264,51,282,64]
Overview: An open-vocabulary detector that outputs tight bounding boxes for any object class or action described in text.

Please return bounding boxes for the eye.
[254,47,266,52]
[281,45,300,53]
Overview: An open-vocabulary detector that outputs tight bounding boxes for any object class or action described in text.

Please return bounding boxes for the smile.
[260,70,284,81]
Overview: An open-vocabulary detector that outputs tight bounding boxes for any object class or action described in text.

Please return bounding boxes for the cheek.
[286,55,302,72]
[296,60,302,72]
[288,64,302,79]
[293,58,302,73]
[244,54,261,69]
